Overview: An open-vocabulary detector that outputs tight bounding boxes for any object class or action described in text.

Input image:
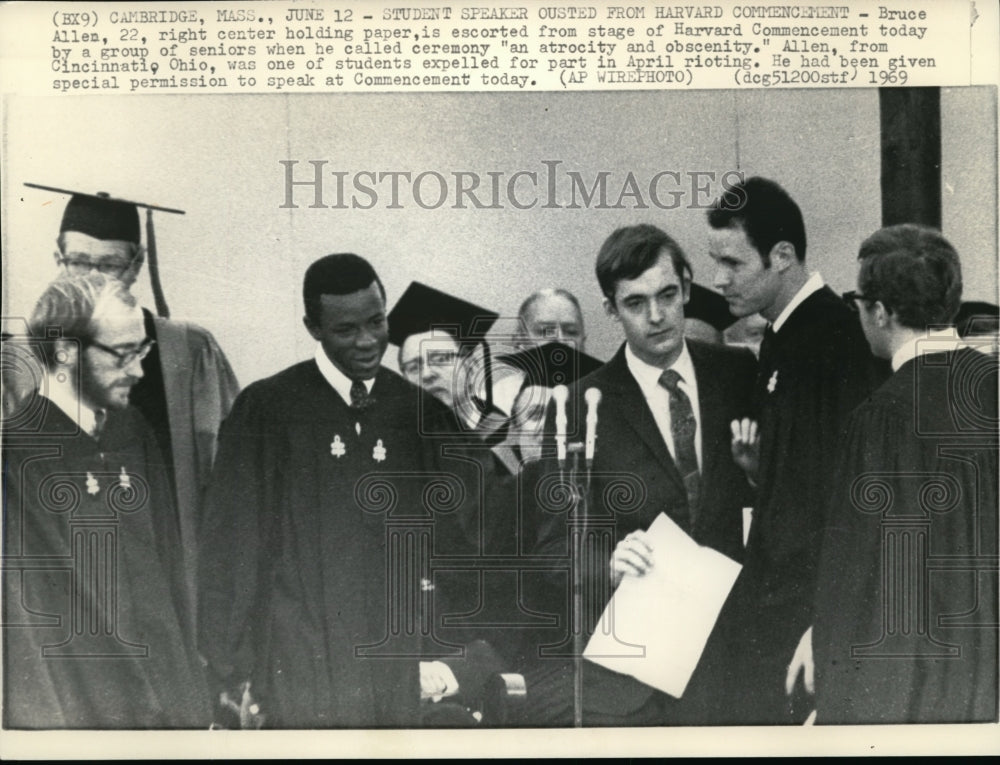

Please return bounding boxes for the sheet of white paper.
[583,512,742,699]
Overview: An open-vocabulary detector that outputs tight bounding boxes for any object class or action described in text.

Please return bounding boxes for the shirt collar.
[314,344,375,405]
[772,272,824,332]
[625,339,696,390]
[891,328,966,372]
[40,370,101,437]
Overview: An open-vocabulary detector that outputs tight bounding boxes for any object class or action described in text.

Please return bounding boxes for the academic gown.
[197,360,485,728]
[130,310,240,632]
[696,286,888,724]
[813,349,998,724]
[2,402,210,728]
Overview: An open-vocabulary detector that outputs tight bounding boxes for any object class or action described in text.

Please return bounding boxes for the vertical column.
[852,473,959,659]
[44,474,147,657]
[880,88,941,228]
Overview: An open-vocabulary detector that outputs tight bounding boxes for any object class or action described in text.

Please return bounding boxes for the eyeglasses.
[87,337,155,368]
[59,256,137,279]
[842,290,876,309]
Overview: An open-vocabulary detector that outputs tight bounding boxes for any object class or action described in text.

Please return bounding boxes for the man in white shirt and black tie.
[523,224,757,726]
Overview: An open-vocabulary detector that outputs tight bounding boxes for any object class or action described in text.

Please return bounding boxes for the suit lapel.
[599,347,686,492]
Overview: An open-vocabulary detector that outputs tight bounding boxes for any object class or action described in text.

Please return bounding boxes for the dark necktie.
[659,369,700,532]
[93,408,107,439]
[756,324,777,399]
[758,324,776,369]
[350,379,373,411]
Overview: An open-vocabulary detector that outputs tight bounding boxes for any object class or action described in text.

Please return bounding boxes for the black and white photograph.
[1,0,998,758]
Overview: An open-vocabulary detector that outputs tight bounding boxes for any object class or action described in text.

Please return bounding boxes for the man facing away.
[696,176,887,723]
[524,224,757,726]
[2,274,209,728]
[788,224,998,724]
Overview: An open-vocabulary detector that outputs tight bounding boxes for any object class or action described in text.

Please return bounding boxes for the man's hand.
[420,660,460,703]
[730,418,760,481]
[785,626,815,696]
[610,530,654,588]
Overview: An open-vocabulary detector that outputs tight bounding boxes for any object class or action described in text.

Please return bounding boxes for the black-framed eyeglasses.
[842,290,876,309]
[87,337,155,368]
[58,255,138,279]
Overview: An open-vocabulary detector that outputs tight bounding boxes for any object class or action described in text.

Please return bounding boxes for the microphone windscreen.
[584,387,602,407]
[552,385,569,405]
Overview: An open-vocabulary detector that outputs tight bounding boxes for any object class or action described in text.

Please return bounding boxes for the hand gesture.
[730,417,760,481]
[610,530,654,588]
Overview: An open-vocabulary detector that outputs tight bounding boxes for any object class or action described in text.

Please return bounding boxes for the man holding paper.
[525,224,756,726]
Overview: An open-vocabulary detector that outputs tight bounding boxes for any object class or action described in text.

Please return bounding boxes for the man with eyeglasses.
[515,288,588,351]
[2,273,210,728]
[690,176,887,724]
[48,191,240,634]
[789,224,998,723]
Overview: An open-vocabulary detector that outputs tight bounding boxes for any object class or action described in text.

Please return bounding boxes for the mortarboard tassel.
[145,208,171,318]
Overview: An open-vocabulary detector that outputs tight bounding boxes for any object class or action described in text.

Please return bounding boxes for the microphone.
[584,387,602,464]
[552,384,569,468]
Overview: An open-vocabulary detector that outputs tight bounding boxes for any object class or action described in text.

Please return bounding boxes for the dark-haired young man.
[525,224,757,726]
[699,177,886,723]
[793,224,998,724]
[198,254,495,728]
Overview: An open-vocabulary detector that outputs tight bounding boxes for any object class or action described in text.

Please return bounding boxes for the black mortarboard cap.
[498,341,603,389]
[685,282,738,331]
[26,182,185,245]
[388,282,499,348]
[27,182,185,318]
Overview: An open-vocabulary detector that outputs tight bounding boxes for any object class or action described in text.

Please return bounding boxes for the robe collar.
[772,271,824,332]
[891,327,966,372]
[40,369,102,437]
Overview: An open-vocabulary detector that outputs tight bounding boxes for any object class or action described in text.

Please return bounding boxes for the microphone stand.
[553,385,599,728]
[565,441,588,729]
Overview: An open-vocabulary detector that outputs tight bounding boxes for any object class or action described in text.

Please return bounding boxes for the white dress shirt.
[625,341,702,470]
[314,344,376,434]
[314,344,375,404]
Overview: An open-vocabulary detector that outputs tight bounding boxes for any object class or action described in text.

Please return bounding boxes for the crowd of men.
[2,176,997,729]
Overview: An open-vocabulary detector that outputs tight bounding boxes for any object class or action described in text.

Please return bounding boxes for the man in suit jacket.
[522,224,757,726]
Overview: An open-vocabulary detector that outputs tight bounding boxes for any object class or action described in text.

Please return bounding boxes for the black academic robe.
[814,349,998,724]
[2,402,210,728]
[523,340,757,725]
[697,286,889,724]
[197,360,483,728]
